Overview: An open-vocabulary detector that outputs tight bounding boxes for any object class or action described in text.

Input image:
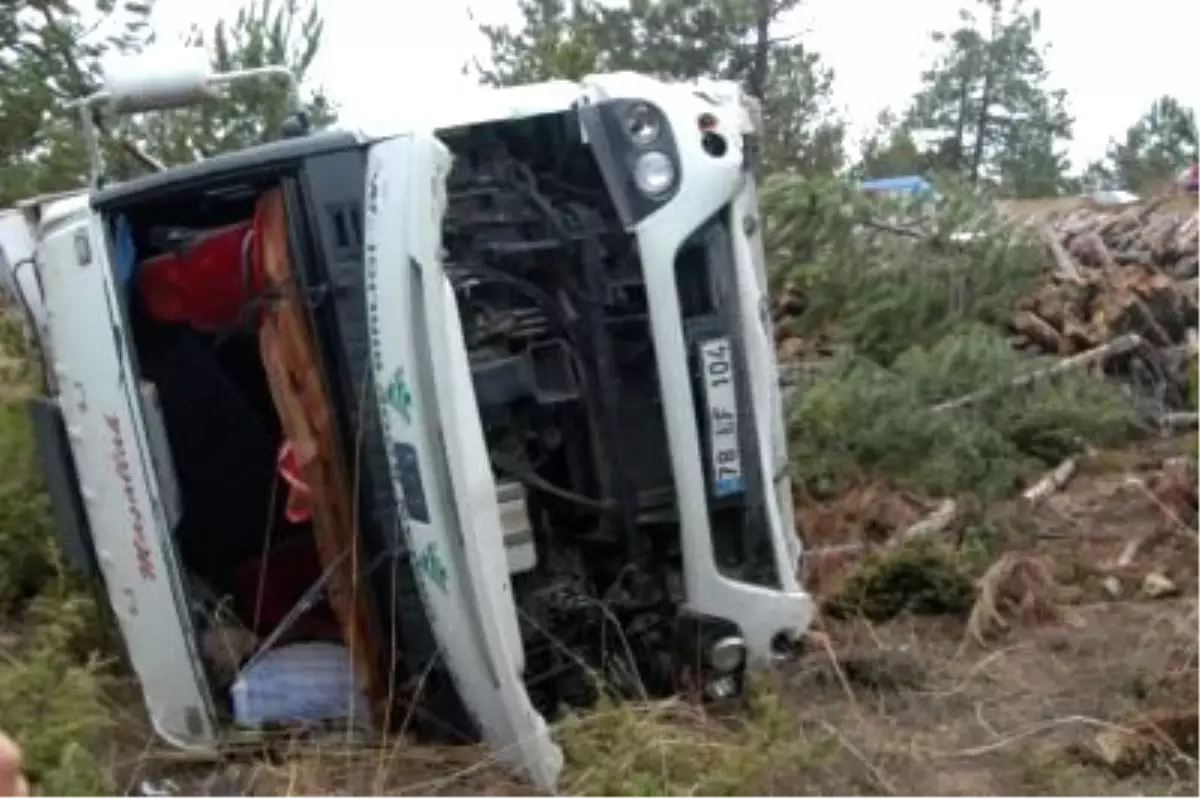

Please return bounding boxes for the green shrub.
[824,539,976,623]
[0,593,115,796]
[788,325,1131,500]
[763,174,1045,367]
[558,679,832,795]
[0,396,56,611]
[0,312,116,794]
[765,178,1134,500]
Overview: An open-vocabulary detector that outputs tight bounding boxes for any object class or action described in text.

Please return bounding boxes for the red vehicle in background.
[1180,162,1198,193]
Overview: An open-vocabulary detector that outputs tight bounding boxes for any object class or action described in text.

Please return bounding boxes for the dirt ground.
[777,433,1199,796]
[101,435,1197,797]
[775,598,1196,796]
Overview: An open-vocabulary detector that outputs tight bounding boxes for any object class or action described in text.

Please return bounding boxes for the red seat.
[138,221,262,332]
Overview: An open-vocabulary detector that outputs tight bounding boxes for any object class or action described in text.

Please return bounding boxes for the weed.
[823,539,976,623]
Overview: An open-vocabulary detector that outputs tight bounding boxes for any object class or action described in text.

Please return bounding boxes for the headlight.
[708,635,746,673]
[633,151,676,197]
[623,102,661,146]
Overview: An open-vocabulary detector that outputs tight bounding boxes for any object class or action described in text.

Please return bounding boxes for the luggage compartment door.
[35,198,216,748]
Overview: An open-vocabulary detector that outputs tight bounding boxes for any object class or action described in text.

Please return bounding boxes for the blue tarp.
[859,176,935,196]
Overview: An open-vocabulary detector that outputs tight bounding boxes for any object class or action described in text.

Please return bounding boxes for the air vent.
[326,202,363,256]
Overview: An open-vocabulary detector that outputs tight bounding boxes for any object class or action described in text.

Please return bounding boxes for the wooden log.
[1022,458,1078,506]
[1042,224,1084,283]
[933,334,1145,413]
[896,499,957,544]
[1011,310,1066,352]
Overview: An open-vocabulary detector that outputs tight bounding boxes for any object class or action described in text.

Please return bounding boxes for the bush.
[763,175,1045,367]
[765,178,1134,500]
[788,325,1131,500]
[0,310,117,794]
[0,397,57,611]
[824,539,976,623]
[557,680,831,795]
[0,592,115,796]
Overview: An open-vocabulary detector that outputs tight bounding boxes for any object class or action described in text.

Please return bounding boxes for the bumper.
[575,75,814,662]
[636,218,813,662]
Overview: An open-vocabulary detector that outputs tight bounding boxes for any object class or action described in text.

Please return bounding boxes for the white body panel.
[362,133,563,793]
[36,195,216,748]
[0,211,36,301]
[729,179,801,567]
[586,72,813,662]
[352,80,585,141]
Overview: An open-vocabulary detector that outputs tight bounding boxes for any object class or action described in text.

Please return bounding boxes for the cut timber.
[1011,310,1066,353]
[768,195,1200,400]
[933,334,1144,413]
[896,498,957,543]
[1042,224,1083,283]
[253,189,387,724]
[1159,411,1199,430]
[1022,458,1078,506]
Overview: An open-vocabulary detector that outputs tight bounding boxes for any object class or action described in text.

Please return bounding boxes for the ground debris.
[1150,455,1199,526]
[838,647,926,691]
[966,553,1063,644]
[1075,707,1199,777]
[1141,572,1180,599]
[793,643,927,692]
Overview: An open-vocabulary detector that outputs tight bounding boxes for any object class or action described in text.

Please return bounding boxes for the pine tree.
[903,0,1073,196]
[0,0,154,204]
[129,0,336,167]
[1102,96,1197,192]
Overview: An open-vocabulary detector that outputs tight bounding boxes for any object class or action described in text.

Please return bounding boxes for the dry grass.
[116,685,826,796]
[111,509,1198,798]
[780,432,1199,796]
[780,598,1198,796]
[11,463,1200,792]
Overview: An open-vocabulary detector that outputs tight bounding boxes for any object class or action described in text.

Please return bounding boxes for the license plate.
[699,337,744,498]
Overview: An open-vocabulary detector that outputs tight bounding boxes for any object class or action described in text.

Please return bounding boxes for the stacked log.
[772,198,1199,413]
[1013,203,1197,357]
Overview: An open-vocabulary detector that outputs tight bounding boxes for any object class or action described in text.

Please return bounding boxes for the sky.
[150,0,1200,173]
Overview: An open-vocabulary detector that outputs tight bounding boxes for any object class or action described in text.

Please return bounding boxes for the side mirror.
[68,47,300,187]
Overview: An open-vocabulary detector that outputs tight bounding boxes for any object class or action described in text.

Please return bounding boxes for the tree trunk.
[970,7,1001,184]
[970,67,993,183]
[749,0,771,100]
[951,71,970,172]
